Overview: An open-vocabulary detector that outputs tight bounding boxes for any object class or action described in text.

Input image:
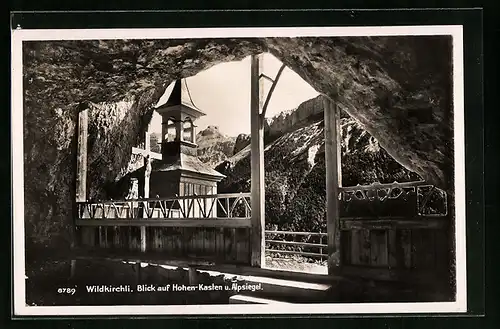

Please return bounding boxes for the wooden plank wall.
[79,225,251,264]
[340,227,449,281]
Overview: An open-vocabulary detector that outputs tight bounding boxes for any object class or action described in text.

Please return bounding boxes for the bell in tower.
[150,79,226,202]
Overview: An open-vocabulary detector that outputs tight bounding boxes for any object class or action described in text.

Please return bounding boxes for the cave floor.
[24,250,453,307]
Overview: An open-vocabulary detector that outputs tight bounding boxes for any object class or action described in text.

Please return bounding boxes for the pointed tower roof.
[157,79,206,118]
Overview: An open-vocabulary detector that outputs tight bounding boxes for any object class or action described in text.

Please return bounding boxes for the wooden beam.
[75,108,88,202]
[131,130,159,253]
[73,107,89,256]
[250,54,266,267]
[188,267,198,285]
[335,104,342,188]
[73,107,88,254]
[70,259,77,279]
[176,116,183,141]
[133,262,142,284]
[78,216,251,221]
[260,63,286,119]
[266,249,326,259]
[265,240,326,248]
[324,97,342,275]
[340,218,448,230]
[141,132,151,253]
[264,230,327,237]
[75,219,252,228]
[143,133,151,199]
[259,73,274,83]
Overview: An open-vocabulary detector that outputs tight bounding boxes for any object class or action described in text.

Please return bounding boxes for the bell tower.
[150,79,225,203]
[158,78,202,147]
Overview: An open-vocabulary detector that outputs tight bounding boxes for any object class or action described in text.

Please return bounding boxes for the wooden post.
[131,131,161,252]
[250,54,265,267]
[135,262,142,284]
[191,124,197,144]
[335,106,343,188]
[141,132,150,253]
[70,260,77,279]
[73,107,88,278]
[76,108,88,204]
[324,97,342,275]
[176,116,183,142]
[188,267,198,285]
[144,132,151,198]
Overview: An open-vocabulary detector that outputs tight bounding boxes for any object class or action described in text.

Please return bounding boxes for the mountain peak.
[198,125,222,137]
[196,126,237,167]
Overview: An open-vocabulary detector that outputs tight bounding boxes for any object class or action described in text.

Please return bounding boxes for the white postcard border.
[11,25,466,316]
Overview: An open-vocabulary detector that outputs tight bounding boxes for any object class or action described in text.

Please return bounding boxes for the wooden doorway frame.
[249,54,341,275]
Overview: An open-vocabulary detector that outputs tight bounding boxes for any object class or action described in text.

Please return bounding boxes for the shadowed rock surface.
[23,36,452,252]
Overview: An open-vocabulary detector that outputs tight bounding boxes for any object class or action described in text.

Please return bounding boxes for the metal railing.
[265,230,328,259]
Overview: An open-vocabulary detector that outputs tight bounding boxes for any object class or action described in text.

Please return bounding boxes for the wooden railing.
[264,181,449,262]
[339,181,448,221]
[339,181,450,280]
[265,231,328,259]
[75,180,448,268]
[75,192,252,228]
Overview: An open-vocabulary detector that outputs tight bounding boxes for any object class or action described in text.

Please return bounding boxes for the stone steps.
[229,294,291,304]
[190,264,337,303]
[235,275,334,303]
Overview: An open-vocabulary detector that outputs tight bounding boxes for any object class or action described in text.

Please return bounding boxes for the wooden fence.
[339,181,449,282]
[75,193,252,264]
[264,181,450,283]
[75,180,450,282]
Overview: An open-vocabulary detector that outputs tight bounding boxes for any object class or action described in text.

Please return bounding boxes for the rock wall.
[265,96,325,139]
[233,96,333,153]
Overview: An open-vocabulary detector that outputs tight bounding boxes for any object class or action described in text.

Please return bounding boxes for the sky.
[152,53,319,137]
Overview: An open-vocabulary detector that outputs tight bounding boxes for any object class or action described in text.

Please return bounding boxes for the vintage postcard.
[11,25,466,316]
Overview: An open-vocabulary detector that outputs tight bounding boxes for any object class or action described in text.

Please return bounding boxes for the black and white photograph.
[11,25,466,316]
